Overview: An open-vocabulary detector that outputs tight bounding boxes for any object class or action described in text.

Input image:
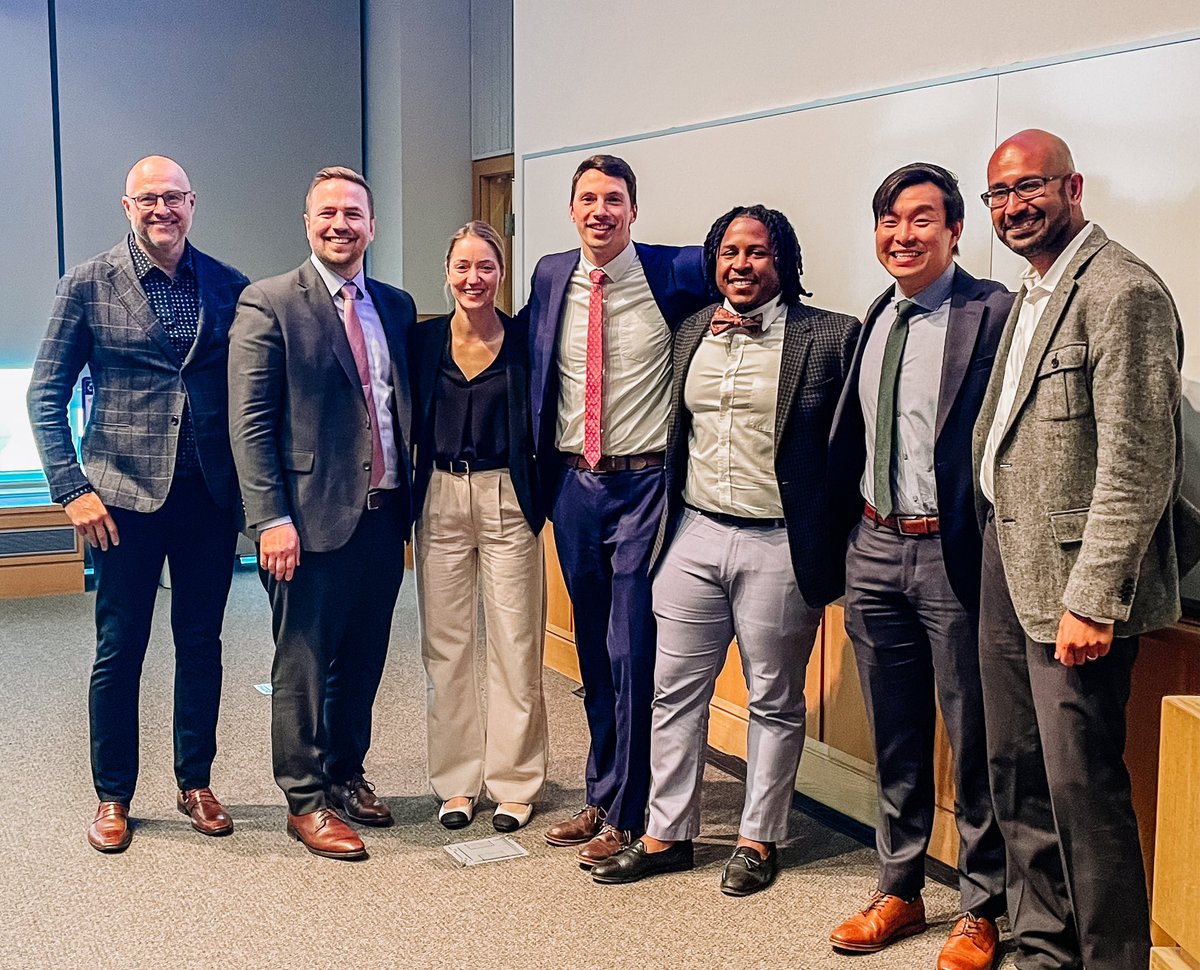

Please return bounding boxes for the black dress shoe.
[720,844,778,896]
[591,839,694,884]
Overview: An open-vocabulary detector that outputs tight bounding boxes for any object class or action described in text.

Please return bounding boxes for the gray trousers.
[844,519,1005,916]
[646,509,822,843]
[979,516,1148,970]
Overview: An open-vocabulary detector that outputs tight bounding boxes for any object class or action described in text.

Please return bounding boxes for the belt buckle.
[366,491,383,511]
[453,459,471,475]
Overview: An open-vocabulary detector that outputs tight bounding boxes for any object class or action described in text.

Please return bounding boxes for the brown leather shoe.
[286,808,367,859]
[544,804,603,846]
[88,801,132,853]
[575,824,634,867]
[937,914,999,970]
[177,788,233,836]
[830,891,927,952]
[328,774,393,827]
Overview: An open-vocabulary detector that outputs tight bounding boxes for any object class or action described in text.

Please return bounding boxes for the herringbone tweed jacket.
[651,301,860,607]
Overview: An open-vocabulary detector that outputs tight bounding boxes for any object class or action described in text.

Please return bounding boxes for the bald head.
[987,129,1085,275]
[125,155,190,196]
[121,155,195,272]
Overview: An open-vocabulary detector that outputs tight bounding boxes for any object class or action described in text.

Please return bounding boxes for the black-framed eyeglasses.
[124,190,194,211]
[980,174,1070,209]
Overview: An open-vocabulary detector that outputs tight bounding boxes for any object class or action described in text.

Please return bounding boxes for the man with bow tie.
[827,163,1012,969]
[590,204,859,895]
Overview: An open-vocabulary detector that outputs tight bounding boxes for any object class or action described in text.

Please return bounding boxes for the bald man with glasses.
[27,155,249,853]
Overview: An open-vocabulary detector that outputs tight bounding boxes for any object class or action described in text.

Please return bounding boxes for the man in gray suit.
[27,155,248,852]
[229,166,416,860]
[975,129,1187,970]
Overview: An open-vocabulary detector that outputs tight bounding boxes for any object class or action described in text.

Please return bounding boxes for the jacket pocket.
[1033,342,1090,420]
[1048,507,1089,545]
[284,449,314,473]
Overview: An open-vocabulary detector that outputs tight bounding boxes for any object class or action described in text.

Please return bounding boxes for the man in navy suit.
[527,155,709,864]
[827,163,1012,969]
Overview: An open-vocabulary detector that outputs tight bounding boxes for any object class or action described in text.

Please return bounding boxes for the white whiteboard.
[516,37,1200,599]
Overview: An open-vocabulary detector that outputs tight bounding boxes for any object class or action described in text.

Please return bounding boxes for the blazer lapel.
[775,305,815,443]
[108,241,180,364]
[936,267,983,439]
[300,260,360,393]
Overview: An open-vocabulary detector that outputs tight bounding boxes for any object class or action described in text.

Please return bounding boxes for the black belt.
[433,457,507,474]
[685,504,786,530]
[365,488,402,511]
[563,451,665,473]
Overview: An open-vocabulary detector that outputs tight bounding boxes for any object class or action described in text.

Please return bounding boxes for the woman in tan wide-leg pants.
[411,221,547,833]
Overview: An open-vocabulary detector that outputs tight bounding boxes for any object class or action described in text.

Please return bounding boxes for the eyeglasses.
[124,191,194,210]
[980,174,1070,209]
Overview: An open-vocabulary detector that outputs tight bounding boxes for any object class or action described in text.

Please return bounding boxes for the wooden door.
[472,154,514,315]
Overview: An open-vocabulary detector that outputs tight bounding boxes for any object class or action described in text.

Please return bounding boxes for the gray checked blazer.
[973,224,1196,640]
[26,238,249,512]
[651,301,861,607]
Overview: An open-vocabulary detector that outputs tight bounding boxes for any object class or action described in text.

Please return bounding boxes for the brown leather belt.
[863,501,940,536]
[366,488,402,511]
[563,451,665,473]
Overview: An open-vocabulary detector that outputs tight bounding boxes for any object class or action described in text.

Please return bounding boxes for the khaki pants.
[414,469,548,804]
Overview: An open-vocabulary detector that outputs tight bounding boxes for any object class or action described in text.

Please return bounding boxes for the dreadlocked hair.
[702,204,812,305]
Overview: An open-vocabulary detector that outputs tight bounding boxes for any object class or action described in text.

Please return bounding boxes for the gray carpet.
[0,570,1015,969]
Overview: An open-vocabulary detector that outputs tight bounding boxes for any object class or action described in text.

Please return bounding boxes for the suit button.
[362,461,371,471]
[170,417,179,425]
[1051,355,1060,368]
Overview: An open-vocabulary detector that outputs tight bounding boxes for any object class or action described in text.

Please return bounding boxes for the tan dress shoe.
[830,891,927,953]
[544,804,603,846]
[177,788,233,836]
[287,808,367,859]
[937,914,999,970]
[88,801,132,853]
[575,824,634,867]
[328,774,393,827]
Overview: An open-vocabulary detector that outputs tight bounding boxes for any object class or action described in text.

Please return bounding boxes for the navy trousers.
[90,474,237,804]
[551,463,663,831]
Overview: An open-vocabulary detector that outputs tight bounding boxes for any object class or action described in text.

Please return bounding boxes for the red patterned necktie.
[710,305,764,336]
[341,282,385,488]
[583,269,610,468]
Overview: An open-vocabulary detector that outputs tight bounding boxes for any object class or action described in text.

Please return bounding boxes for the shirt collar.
[309,251,367,299]
[580,240,637,282]
[720,293,786,333]
[893,260,956,314]
[1020,221,1095,298]
[128,234,194,281]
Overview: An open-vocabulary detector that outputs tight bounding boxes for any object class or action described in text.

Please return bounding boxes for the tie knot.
[893,299,917,324]
[341,281,359,302]
[589,269,610,286]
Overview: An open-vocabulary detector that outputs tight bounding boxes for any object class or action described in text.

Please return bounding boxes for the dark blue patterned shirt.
[128,235,201,474]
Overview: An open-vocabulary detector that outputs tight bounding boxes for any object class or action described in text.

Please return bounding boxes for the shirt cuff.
[256,515,293,532]
[58,483,94,507]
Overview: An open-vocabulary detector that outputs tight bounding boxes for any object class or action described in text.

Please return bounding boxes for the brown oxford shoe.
[286,808,367,859]
[830,891,927,953]
[544,804,603,846]
[575,824,635,867]
[87,801,132,853]
[328,774,393,827]
[177,788,233,836]
[937,914,999,970]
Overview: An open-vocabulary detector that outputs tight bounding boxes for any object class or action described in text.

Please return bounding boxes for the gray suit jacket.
[972,224,1189,640]
[228,259,416,553]
[26,238,249,512]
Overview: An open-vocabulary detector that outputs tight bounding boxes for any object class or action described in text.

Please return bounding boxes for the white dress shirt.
[682,295,787,518]
[555,241,673,455]
[979,223,1095,503]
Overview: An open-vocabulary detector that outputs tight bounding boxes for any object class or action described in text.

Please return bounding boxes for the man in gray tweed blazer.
[974,129,1188,970]
[27,156,248,853]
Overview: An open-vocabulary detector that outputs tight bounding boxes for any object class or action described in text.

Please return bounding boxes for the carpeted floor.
[0,570,1015,969]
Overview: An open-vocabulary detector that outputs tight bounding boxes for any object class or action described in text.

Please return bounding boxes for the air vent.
[0,527,77,558]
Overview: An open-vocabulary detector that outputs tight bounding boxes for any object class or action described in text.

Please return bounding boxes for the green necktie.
[872,299,918,519]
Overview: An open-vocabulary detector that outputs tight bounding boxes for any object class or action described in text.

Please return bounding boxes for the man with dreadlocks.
[590,204,859,895]
[827,163,1012,969]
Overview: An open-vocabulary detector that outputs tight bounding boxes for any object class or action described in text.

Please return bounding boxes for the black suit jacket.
[228,259,417,552]
[828,265,1014,611]
[410,311,543,533]
[652,302,861,608]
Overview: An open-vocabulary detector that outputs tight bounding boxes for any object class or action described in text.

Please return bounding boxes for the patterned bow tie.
[710,305,764,336]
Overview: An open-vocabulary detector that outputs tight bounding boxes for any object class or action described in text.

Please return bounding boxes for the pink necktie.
[341,282,385,488]
[583,269,609,469]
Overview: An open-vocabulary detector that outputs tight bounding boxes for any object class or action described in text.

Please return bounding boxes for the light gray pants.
[646,509,822,843]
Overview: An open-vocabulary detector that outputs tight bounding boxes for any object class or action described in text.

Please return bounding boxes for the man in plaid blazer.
[27,155,248,853]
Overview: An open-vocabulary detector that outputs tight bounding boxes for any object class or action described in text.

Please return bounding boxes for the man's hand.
[1054,610,1114,666]
[64,492,119,551]
[260,523,301,581]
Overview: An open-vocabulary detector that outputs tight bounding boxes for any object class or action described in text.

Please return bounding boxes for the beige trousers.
[414,468,548,804]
